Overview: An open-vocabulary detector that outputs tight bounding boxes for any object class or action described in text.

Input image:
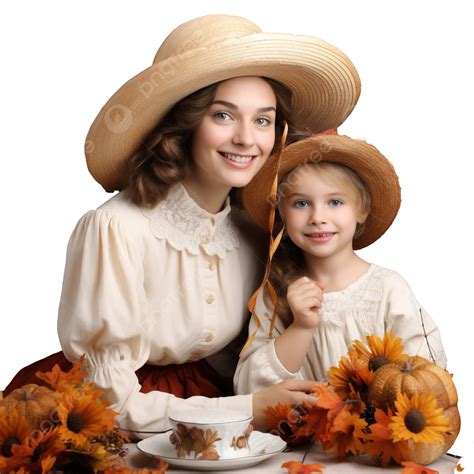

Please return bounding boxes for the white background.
[1,0,472,464]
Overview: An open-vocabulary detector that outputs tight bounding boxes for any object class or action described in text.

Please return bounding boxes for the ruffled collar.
[141,182,240,258]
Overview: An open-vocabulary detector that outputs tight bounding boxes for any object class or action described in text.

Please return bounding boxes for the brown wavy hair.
[126,78,310,208]
[268,162,371,327]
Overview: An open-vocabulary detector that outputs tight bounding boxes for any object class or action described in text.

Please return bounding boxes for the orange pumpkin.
[367,356,460,465]
[0,384,61,430]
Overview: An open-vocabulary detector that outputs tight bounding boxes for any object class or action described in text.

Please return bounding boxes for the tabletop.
[125,441,460,473]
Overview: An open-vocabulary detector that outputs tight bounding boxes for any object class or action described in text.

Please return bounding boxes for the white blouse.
[234,264,447,394]
[58,183,264,435]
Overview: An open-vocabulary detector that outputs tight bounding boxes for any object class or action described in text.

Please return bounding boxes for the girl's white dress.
[235,263,447,394]
[58,183,264,435]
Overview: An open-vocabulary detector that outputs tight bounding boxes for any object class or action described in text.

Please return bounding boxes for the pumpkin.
[0,384,61,430]
[367,356,460,465]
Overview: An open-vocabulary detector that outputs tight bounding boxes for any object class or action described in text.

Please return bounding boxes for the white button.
[205,332,214,343]
[201,236,211,244]
[208,262,214,271]
[206,295,215,304]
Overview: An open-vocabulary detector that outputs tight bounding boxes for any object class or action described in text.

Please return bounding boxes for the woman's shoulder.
[72,190,149,241]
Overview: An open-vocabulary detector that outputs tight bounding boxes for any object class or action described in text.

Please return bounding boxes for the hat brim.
[242,135,401,250]
[85,33,361,191]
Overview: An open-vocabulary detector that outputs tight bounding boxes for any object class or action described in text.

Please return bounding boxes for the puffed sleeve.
[58,210,252,436]
[234,288,302,395]
[381,271,447,368]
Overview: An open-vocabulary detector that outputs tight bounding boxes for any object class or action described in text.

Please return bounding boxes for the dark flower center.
[2,436,21,457]
[404,409,426,433]
[67,412,85,433]
[368,356,390,372]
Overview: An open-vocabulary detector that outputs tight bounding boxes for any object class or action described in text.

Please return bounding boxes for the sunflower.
[265,402,292,432]
[28,426,65,463]
[326,350,372,400]
[352,332,408,373]
[57,392,117,446]
[389,392,449,444]
[0,407,32,457]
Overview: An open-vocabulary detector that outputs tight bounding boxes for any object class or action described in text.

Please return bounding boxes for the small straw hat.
[242,133,401,249]
[85,14,361,192]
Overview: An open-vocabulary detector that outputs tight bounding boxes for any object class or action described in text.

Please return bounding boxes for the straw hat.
[242,133,401,249]
[85,14,361,192]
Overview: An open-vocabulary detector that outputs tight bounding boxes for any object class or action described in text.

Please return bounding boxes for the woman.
[5,14,360,434]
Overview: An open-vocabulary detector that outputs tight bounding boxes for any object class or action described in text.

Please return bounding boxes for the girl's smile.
[280,164,367,262]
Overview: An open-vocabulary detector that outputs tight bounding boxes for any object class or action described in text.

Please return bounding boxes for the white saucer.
[137,430,286,471]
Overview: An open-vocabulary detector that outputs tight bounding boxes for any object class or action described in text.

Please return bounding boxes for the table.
[125,442,460,473]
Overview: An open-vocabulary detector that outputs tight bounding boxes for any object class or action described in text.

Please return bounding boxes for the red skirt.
[3,351,229,399]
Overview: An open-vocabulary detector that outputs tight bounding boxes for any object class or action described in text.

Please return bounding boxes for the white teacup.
[168,409,253,460]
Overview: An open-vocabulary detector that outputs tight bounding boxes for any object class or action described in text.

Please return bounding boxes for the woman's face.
[190,76,277,190]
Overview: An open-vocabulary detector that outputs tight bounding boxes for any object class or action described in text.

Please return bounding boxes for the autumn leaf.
[400,460,439,473]
[282,460,325,473]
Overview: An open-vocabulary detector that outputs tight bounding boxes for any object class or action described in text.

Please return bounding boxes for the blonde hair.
[269,161,371,327]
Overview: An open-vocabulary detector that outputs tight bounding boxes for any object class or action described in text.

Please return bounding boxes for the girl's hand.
[251,379,318,431]
[287,277,324,331]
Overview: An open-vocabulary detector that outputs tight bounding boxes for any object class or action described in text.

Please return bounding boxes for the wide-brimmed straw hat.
[85,14,361,192]
[242,132,401,249]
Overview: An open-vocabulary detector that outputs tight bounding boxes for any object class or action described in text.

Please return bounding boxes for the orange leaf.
[35,360,85,391]
[400,461,439,473]
[456,463,464,471]
[282,460,325,473]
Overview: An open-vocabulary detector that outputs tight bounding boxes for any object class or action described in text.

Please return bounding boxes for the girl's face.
[280,164,368,261]
[190,76,277,190]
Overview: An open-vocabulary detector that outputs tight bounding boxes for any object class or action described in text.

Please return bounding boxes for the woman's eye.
[214,112,232,121]
[294,200,310,208]
[329,199,343,207]
[256,117,272,126]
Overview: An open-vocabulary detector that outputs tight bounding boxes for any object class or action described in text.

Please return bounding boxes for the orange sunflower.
[326,350,371,400]
[352,333,408,373]
[389,392,449,444]
[0,407,32,457]
[57,392,117,446]
[27,426,65,464]
[266,402,292,432]
[0,407,33,471]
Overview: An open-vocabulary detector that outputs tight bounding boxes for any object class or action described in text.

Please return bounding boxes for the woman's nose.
[232,122,255,147]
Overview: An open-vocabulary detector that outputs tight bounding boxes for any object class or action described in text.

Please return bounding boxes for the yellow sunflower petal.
[389,392,449,444]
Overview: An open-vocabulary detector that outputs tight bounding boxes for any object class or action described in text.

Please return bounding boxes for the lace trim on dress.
[318,264,386,328]
[141,183,240,258]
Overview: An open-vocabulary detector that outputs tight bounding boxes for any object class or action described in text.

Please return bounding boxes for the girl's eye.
[294,200,310,208]
[214,112,232,121]
[256,117,272,126]
[329,199,343,207]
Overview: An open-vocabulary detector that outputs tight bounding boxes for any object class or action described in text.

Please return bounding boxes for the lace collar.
[141,183,240,258]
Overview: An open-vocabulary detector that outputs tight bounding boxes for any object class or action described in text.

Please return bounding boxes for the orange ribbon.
[240,122,288,354]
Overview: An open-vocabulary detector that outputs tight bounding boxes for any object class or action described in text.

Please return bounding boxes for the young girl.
[3,15,361,433]
[235,132,446,394]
